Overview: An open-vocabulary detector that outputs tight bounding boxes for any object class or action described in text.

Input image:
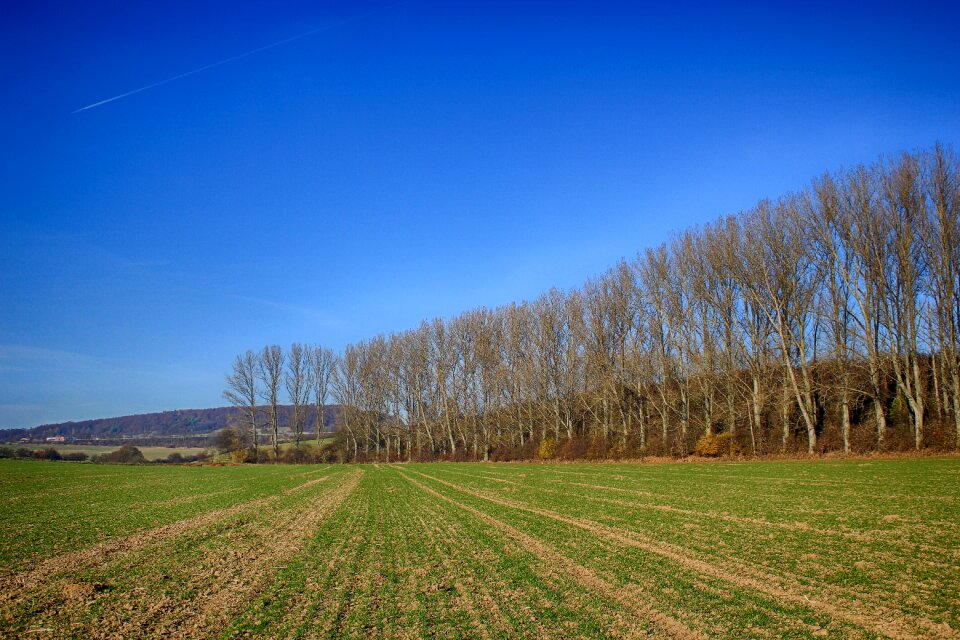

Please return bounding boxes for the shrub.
[888,395,909,427]
[96,445,147,464]
[556,437,589,460]
[61,452,89,462]
[0,446,14,459]
[15,448,32,459]
[214,426,247,454]
[694,432,741,457]
[33,448,62,461]
[537,438,557,460]
[281,446,317,464]
[585,435,610,460]
[317,441,344,464]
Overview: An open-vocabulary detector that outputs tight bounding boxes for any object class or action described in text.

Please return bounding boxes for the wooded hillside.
[5,405,340,444]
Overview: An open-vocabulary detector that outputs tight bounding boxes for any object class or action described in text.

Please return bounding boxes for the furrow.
[0,468,337,605]
[396,467,706,640]
[79,469,360,639]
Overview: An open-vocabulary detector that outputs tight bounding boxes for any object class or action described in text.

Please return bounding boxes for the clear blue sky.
[2,0,959,428]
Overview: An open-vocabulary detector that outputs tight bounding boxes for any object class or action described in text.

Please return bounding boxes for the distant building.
[45,436,66,443]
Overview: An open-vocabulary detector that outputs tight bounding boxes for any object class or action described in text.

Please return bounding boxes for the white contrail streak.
[72,1,407,114]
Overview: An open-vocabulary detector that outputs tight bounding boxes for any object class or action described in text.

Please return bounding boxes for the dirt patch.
[282,474,330,494]
[442,468,521,485]
[59,580,108,602]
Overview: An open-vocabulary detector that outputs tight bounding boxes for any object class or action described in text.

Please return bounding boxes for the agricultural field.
[9,444,210,461]
[0,458,958,638]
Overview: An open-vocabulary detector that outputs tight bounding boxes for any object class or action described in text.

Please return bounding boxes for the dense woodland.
[225,146,960,462]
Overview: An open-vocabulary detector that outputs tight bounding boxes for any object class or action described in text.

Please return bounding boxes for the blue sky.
[2,0,959,428]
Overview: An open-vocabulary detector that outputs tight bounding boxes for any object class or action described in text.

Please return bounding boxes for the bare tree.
[333,346,361,459]
[809,175,857,453]
[879,154,927,449]
[836,165,890,447]
[223,350,260,462]
[431,318,457,455]
[739,199,820,454]
[257,345,285,461]
[701,217,749,444]
[309,345,335,448]
[921,145,960,448]
[285,343,312,450]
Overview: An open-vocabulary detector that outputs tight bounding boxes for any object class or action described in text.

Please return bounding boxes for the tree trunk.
[952,370,960,450]
[703,387,713,436]
[249,406,258,462]
[840,391,850,454]
[781,383,791,452]
[750,375,761,454]
[637,397,646,450]
[726,380,737,438]
[868,361,887,448]
[910,356,925,450]
[679,385,689,454]
[272,406,279,462]
[931,351,943,420]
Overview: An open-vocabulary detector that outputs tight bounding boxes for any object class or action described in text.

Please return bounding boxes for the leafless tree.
[809,175,857,452]
[285,343,312,450]
[223,350,260,461]
[309,345,335,448]
[921,145,960,448]
[879,154,927,449]
[333,345,361,459]
[257,345,285,461]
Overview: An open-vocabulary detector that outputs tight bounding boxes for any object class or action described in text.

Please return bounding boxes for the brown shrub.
[556,437,589,460]
[694,432,742,457]
[95,445,146,464]
[537,438,557,460]
[32,448,62,461]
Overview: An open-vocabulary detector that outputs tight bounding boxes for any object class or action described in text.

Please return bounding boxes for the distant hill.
[2,405,342,445]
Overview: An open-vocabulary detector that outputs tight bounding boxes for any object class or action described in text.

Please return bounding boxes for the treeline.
[226,145,959,462]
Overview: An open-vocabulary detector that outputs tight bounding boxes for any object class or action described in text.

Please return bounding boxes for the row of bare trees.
[226,145,959,461]
[223,344,335,460]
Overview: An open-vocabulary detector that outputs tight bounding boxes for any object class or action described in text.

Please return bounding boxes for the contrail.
[72,1,408,114]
